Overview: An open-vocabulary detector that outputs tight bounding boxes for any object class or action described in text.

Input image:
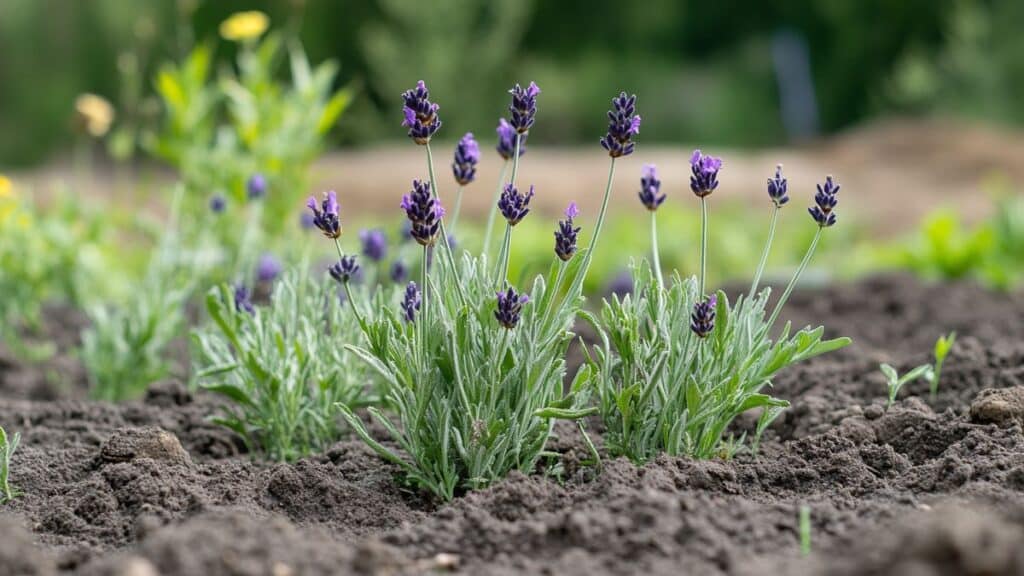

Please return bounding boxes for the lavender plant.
[192,266,372,461]
[317,81,622,500]
[585,162,851,462]
[0,425,20,504]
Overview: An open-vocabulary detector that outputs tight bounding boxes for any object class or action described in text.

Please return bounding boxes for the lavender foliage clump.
[400,180,444,246]
[247,173,267,199]
[452,132,480,186]
[767,165,789,207]
[689,150,722,197]
[359,229,388,262]
[498,184,534,226]
[600,92,641,158]
[494,286,529,329]
[808,175,840,227]
[690,296,717,338]
[496,118,526,160]
[554,202,581,261]
[401,80,441,144]
[508,82,540,134]
[401,281,421,323]
[638,164,664,211]
[306,191,342,239]
[329,255,360,284]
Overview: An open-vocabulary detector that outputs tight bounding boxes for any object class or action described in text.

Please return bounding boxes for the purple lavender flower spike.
[607,271,634,299]
[247,173,267,200]
[256,253,282,283]
[638,164,665,211]
[767,165,789,207]
[508,82,540,134]
[390,260,409,283]
[496,118,526,160]
[600,92,641,158]
[689,150,723,198]
[452,132,481,186]
[495,286,529,329]
[233,284,255,315]
[690,295,717,338]
[401,281,421,323]
[808,175,840,227]
[401,80,442,144]
[401,179,444,246]
[210,194,226,214]
[329,255,360,284]
[554,202,581,262]
[498,184,534,226]
[306,191,342,239]
[359,228,388,263]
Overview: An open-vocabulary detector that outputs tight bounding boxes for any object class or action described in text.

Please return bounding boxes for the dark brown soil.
[3,274,1024,575]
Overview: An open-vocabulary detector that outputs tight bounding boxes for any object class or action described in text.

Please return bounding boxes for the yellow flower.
[75,93,116,137]
[220,11,269,42]
[0,175,11,199]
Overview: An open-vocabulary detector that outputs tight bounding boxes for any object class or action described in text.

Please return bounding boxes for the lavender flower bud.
[498,183,534,227]
[299,211,315,230]
[496,118,526,160]
[401,281,421,323]
[554,202,581,261]
[767,165,789,207]
[638,164,664,211]
[256,253,282,283]
[808,175,840,227]
[247,173,267,200]
[600,92,641,158]
[306,191,342,239]
[233,284,255,315]
[400,180,444,246]
[359,228,388,263]
[508,82,540,134]
[401,80,442,145]
[329,255,360,284]
[210,194,226,214]
[495,286,529,329]
[390,259,409,283]
[689,149,722,198]
[452,132,480,186]
[690,295,717,338]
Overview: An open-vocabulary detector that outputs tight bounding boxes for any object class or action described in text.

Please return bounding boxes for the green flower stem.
[542,260,567,324]
[498,223,512,288]
[450,185,465,232]
[424,143,467,305]
[767,227,822,329]
[482,160,509,257]
[651,211,664,290]
[332,238,366,328]
[699,196,708,296]
[420,244,428,364]
[748,205,780,299]
[567,158,617,298]
[509,134,523,187]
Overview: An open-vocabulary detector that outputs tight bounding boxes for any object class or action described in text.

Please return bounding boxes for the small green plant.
[799,504,812,556]
[315,82,601,500]
[928,331,957,400]
[0,425,21,504]
[880,363,933,409]
[587,163,850,463]
[192,268,373,461]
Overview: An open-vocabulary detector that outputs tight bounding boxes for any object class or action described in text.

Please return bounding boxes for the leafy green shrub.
[586,162,850,463]
[192,268,373,461]
[0,425,21,504]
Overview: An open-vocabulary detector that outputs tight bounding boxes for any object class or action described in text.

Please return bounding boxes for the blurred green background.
[3,0,1023,166]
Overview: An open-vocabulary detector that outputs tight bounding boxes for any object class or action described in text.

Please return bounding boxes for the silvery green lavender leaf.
[0,425,21,504]
[191,267,376,461]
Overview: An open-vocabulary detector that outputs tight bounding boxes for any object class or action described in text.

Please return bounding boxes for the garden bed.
[2,274,1023,575]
